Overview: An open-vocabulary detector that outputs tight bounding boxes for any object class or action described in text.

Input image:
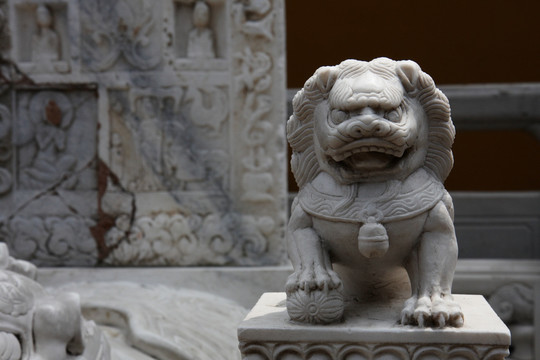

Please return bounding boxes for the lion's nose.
[347,122,366,137]
[339,116,387,139]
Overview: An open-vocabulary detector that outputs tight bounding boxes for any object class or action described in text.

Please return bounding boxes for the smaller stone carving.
[489,283,534,360]
[286,58,462,327]
[31,5,61,72]
[187,1,216,59]
[0,243,110,360]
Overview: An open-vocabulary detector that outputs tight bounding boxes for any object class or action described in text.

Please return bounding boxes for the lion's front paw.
[286,264,342,293]
[401,294,464,328]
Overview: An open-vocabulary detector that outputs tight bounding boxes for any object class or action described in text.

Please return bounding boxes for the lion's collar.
[298,168,444,223]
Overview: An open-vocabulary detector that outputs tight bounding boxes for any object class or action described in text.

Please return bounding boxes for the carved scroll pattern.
[104,212,276,266]
[228,0,286,265]
[235,47,275,203]
[0,104,12,196]
[233,0,283,204]
[80,0,161,71]
[239,342,510,360]
[0,216,98,266]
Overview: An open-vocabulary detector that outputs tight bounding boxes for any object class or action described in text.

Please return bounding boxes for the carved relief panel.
[0,89,99,266]
[2,0,287,266]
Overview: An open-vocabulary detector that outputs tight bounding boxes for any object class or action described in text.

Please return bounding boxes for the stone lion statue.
[286,57,463,327]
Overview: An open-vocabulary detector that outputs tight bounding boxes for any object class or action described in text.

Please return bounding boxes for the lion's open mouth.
[328,142,408,172]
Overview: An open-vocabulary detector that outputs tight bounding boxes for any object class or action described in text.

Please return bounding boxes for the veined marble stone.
[0,0,287,266]
[238,292,511,360]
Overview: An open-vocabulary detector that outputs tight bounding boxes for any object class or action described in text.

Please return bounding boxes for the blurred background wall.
[285,0,540,192]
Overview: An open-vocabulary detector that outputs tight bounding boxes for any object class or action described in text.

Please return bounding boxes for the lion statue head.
[287,57,455,186]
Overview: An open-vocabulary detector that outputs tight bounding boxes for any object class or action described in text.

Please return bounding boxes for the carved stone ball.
[286,289,344,324]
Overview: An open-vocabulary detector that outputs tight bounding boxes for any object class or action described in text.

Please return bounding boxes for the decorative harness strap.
[297,169,445,258]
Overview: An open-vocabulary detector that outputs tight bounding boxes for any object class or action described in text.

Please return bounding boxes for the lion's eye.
[384,107,402,122]
[330,109,348,124]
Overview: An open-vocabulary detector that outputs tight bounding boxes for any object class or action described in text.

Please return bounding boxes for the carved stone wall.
[0,0,287,266]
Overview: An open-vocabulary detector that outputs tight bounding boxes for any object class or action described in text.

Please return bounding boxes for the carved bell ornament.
[357,220,389,258]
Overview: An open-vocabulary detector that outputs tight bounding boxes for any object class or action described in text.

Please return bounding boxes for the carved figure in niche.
[0,243,110,359]
[19,92,77,189]
[31,5,60,71]
[286,58,463,327]
[187,1,216,59]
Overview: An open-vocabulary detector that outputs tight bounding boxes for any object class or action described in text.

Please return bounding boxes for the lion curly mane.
[287,58,455,188]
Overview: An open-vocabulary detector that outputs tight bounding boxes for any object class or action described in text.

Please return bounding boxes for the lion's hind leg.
[401,199,464,328]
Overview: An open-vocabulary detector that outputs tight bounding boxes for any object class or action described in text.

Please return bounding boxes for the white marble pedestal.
[238,293,510,360]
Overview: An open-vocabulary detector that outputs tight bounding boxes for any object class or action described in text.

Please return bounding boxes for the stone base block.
[238,293,510,360]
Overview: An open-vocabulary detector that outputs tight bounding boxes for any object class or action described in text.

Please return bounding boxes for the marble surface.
[238,292,511,360]
[0,0,287,266]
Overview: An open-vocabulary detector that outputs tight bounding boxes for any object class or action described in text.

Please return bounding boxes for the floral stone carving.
[0,243,110,359]
[286,58,463,326]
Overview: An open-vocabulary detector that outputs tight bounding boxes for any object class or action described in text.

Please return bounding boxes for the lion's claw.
[401,294,464,328]
[450,313,464,327]
[286,266,342,295]
[434,312,447,328]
